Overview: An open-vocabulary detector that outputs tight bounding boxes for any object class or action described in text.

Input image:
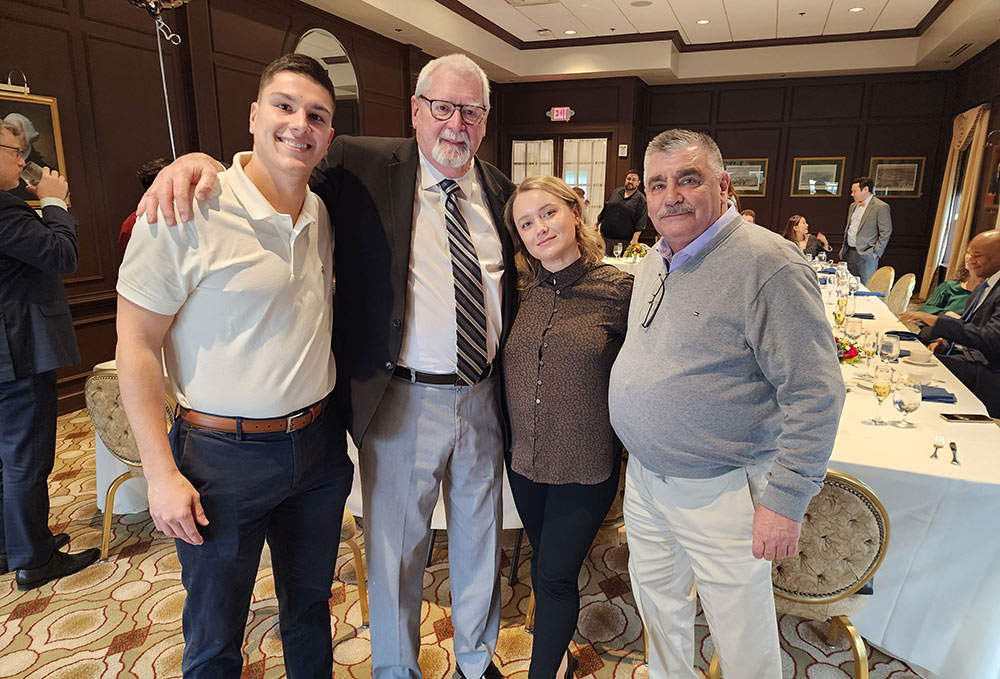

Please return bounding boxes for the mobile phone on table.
[940,413,995,423]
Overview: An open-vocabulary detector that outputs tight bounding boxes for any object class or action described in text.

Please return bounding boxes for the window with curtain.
[511,140,554,185]
[562,138,607,227]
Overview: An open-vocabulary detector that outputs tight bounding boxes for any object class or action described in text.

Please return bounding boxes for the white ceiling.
[302,0,1000,84]
[472,0,941,43]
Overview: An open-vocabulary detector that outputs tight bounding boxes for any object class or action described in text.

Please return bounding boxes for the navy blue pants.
[0,370,59,570]
[169,402,353,678]
[507,457,621,679]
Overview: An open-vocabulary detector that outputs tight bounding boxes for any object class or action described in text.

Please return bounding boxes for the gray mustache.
[657,205,696,218]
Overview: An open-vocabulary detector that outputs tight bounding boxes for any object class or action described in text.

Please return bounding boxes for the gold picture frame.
[724,158,768,197]
[868,156,925,198]
[790,157,845,197]
[0,90,68,208]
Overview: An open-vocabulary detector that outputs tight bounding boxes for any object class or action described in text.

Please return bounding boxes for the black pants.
[507,457,621,679]
[0,370,59,570]
[169,402,353,679]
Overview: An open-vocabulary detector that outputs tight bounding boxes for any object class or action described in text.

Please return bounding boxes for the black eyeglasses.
[641,272,668,329]
[419,95,488,125]
[0,143,21,153]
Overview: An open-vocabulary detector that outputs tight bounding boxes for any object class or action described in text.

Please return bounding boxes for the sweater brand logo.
[546,106,575,122]
[693,312,700,316]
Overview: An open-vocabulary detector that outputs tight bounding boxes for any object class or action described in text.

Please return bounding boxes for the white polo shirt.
[118,152,335,418]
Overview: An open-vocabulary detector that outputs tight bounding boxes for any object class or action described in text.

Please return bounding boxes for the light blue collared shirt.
[655,204,739,272]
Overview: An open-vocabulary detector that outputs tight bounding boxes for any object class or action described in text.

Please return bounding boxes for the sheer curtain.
[920,103,991,298]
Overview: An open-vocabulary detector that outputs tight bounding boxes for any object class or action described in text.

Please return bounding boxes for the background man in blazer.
[840,175,892,283]
[139,53,515,679]
[0,121,100,589]
[902,230,1000,417]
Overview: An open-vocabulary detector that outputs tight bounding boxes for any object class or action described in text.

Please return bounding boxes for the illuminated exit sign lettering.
[546,106,575,122]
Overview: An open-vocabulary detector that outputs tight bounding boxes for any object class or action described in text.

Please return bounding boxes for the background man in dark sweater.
[597,169,646,254]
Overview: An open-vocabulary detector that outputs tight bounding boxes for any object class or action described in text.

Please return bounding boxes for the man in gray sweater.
[609,129,844,679]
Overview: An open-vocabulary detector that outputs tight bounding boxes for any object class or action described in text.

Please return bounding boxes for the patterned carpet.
[0,410,922,679]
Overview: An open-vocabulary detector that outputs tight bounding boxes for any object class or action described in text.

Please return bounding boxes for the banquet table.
[825,290,1000,679]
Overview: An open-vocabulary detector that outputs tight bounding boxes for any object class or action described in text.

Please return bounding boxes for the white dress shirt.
[397,151,504,373]
[846,196,870,248]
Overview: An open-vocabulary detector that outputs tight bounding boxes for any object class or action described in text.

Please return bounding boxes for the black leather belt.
[393,363,494,386]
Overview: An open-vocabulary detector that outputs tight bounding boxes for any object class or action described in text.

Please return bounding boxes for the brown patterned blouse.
[503,257,633,484]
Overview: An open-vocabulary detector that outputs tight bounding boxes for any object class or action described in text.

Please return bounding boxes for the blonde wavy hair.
[503,175,606,290]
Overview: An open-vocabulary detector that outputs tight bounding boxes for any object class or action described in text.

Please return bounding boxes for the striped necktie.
[440,178,489,386]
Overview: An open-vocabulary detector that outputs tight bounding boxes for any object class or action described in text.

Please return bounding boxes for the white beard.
[432,130,471,168]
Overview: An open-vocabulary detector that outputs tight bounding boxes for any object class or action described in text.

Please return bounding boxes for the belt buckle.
[286,414,295,433]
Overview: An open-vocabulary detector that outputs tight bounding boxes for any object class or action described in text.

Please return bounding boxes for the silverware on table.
[950,441,960,466]
[932,436,944,459]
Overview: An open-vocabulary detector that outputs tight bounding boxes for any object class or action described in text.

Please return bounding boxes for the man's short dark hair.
[626,169,640,178]
[853,176,874,192]
[258,53,336,109]
[740,208,756,220]
[136,158,169,190]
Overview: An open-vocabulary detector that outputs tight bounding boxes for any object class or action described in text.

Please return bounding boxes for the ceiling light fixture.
[696,19,710,25]
[630,1,652,7]
[564,30,577,35]
[848,6,864,12]
[537,28,552,35]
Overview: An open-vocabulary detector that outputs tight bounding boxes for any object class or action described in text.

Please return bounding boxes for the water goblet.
[865,364,894,426]
[844,317,863,342]
[860,332,879,377]
[817,251,827,265]
[892,379,922,428]
[879,334,900,363]
[849,275,860,294]
[844,294,856,317]
[613,242,623,258]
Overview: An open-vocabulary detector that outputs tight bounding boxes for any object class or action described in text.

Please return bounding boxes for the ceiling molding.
[432,0,955,53]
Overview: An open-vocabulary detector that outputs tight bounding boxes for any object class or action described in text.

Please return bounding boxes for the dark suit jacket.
[840,195,892,260]
[313,136,516,445]
[0,190,80,383]
[930,278,1000,415]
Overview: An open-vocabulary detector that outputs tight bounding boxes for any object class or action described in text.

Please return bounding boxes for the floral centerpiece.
[835,336,860,364]
[623,243,649,260]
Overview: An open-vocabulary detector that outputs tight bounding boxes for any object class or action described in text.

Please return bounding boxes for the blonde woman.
[502,175,632,679]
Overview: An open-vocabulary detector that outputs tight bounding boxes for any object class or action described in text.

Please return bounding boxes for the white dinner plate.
[902,355,936,366]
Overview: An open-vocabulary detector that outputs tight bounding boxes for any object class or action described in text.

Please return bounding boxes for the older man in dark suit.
[0,121,100,589]
[139,53,515,679]
[840,176,892,283]
[902,230,1000,417]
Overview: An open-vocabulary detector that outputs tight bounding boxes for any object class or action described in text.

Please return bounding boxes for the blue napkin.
[820,267,836,274]
[854,291,885,298]
[898,349,911,357]
[851,312,875,319]
[886,330,920,341]
[921,385,957,403]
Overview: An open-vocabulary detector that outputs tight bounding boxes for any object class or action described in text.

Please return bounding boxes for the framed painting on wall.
[0,90,68,208]
[790,157,845,197]
[869,156,925,198]
[724,158,768,196]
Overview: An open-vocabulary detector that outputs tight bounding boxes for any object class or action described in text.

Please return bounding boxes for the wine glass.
[817,251,827,265]
[865,364,894,426]
[892,379,922,428]
[613,242,623,258]
[879,334,900,363]
[860,332,879,377]
[849,275,860,294]
[844,294,856,317]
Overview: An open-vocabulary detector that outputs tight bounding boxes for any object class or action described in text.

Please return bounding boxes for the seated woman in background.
[781,214,832,258]
[918,253,984,315]
[502,175,632,679]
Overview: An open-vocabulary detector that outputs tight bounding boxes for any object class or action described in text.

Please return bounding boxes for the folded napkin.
[854,291,885,297]
[898,349,911,357]
[921,385,957,403]
[820,267,836,274]
[886,330,920,341]
[851,312,875,319]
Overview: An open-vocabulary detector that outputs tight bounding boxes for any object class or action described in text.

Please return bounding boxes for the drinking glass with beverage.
[892,379,921,428]
[865,364,894,426]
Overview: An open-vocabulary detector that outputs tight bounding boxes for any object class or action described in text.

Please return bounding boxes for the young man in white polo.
[116,54,350,678]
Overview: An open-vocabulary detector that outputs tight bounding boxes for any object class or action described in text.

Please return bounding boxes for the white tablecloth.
[825,292,1000,679]
[602,255,641,275]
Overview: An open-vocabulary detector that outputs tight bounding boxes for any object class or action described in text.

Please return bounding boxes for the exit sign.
[546,106,575,122]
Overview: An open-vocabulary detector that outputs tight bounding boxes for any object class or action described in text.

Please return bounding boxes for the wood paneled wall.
[642,72,955,281]
[0,0,416,412]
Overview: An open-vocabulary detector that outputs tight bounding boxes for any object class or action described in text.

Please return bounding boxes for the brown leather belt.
[178,395,330,434]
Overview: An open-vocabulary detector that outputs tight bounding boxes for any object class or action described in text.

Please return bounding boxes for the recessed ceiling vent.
[504,0,560,6]
[947,43,973,59]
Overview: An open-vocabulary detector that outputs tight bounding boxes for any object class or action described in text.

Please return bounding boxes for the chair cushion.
[775,593,868,622]
[341,510,357,542]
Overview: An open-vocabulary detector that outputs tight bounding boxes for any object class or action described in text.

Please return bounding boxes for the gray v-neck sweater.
[609,217,845,520]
